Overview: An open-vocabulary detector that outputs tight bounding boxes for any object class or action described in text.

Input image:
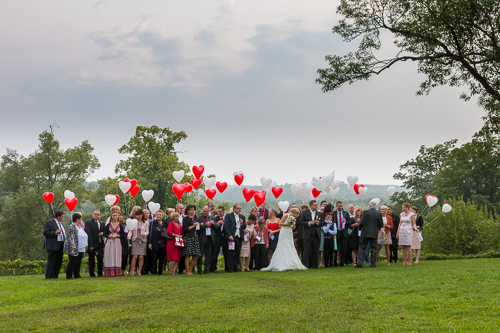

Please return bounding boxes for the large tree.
[316,0,500,123]
[0,127,100,260]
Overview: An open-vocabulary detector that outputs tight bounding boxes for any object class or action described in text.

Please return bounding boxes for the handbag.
[347,227,354,237]
[161,229,172,240]
[175,237,184,247]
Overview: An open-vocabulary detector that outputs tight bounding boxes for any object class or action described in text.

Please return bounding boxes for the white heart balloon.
[119,181,132,194]
[347,185,353,192]
[306,182,313,192]
[260,177,272,189]
[300,184,310,200]
[291,183,301,196]
[331,180,341,189]
[267,180,277,190]
[203,176,216,189]
[104,194,116,206]
[359,187,369,197]
[172,170,185,183]
[126,218,138,231]
[442,203,452,213]
[329,187,340,197]
[322,175,334,190]
[387,186,396,197]
[233,171,244,176]
[326,171,335,179]
[427,196,438,207]
[148,202,161,215]
[278,201,289,213]
[265,187,272,196]
[64,190,75,199]
[371,197,381,205]
[142,190,154,203]
[312,177,323,191]
[347,175,358,187]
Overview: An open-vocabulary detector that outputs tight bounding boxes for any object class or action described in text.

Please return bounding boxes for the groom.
[299,200,325,268]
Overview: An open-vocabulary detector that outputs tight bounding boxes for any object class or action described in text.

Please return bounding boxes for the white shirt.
[56,219,66,242]
[309,210,317,223]
[234,213,240,237]
[77,225,88,252]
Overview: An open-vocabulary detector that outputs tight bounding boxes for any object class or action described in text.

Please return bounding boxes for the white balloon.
[300,184,310,200]
[267,180,277,190]
[291,183,301,196]
[322,175,334,190]
[126,218,138,231]
[305,182,313,192]
[442,203,452,213]
[347,175,358,187]
[329,187,340,197]
[142,190,154,203]
[278,201,290,213]
[260,177,272,189]
[309,193,315,200]
[265,187,272,196]
[331,180,341,189]
[325,171,335,179]
[172,170,185,182]
[64,190,75,199]
[371,197,381,205]
[148,202,161,215]
[104,194,116,206]
[359,187,369,197]
[203,176,216,189]
[427,196,439,207]
[233,171,244,176]
[119,181,132,194]
[347,185,353,192]
[387,186,396,197]
[312,177,323,191]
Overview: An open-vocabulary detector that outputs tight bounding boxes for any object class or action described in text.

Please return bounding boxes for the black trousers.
[358,237,378,267]
[45,246,64,279]
[121,255,128,271]
[302,235,320,268]
[252,244,267,270]
[345,239,352,264]
[211,238,223,272]
[336,232,348,266]
[88,247,104,276]
[323,238,335,268]
[226,237,242,272]
[66,253,83,278]
[150,248,166,275]
[197,239,213,274]
[390,236,399,262]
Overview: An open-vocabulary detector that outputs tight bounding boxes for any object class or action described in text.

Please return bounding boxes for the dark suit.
[389,213,400,262]
[332,210,351,266]
[258,208,269,220]
[299,210,325,268]
[85,219,105,276]
[147,219,167,275]
[43,218,65,279]
[358,208,384,267]
[211,215,227,272]
[196,214,214,274]
[224,213,246,272]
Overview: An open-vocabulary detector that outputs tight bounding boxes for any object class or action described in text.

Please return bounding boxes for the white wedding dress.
[261,216,307,272]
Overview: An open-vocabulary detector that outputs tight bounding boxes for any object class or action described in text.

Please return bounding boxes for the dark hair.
[134,208,145,221]
[217,206,226,211]
[324,203,334,216]
[320,200,327,205]
[72,212,82,222]
[300,205,308,211]
[232,204,240,210]
[387,205,392,209]
[309,200,317,206]
[293,231,299,240]
[247,214,257,222]
[325,212,333,218]
[336,201,343,206]
[54,210,64,218]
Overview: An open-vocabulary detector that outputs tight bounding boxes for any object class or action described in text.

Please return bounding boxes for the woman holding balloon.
[411,206,424,264]
[396,203,417,266]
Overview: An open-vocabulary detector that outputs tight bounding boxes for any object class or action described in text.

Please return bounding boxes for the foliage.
[0,127,100,260]
[422,198,500,255]
[317,0,500,123]
[0,255,89,276]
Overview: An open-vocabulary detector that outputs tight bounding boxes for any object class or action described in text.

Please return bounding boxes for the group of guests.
[42,199,424,279]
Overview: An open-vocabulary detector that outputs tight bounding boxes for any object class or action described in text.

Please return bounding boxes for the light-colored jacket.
[129,221,150,243]
[63,223,79,257]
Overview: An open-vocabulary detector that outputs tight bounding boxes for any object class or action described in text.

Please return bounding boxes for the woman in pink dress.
[166,212,183,275]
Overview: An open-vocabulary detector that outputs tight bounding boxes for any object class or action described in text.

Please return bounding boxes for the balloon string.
[421,212,444,229]
[50,203,55,218]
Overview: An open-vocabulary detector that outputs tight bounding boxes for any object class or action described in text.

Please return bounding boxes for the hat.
[185,205,196,214]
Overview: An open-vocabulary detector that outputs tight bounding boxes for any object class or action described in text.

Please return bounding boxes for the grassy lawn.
[1,259,500,332]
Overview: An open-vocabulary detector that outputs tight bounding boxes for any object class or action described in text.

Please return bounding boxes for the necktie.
[58,222,65,241]
[338,211,342,229]
[97,220,101,243]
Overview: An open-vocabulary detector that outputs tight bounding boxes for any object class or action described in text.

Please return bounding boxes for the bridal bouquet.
[287,216,296,227]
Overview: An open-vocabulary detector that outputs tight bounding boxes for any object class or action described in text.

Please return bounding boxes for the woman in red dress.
[166,212,183,275]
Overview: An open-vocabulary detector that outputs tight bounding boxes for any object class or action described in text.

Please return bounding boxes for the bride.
[261,208,307,272]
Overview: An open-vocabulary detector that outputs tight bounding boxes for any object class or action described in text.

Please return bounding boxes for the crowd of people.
[42,199,425,279]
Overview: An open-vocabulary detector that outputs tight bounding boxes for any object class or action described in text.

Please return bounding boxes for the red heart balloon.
[242,187,255,202]
[128,179,138,191]
[206,188,216,199]
[216,181,228,193]
[234,174,244,186]
[184,182,193,193]
[191,177,202,189]
[312,188,321,198]
[254,190,266,207]
[124,178,131,183]
[43,192,54,204]
[129,185,140,197]
[64,197,78,211]
[192,165,205,179]
[272,187,283,199]
[113,195,120,205]
[353,184,364,195]
[172,183,185,200]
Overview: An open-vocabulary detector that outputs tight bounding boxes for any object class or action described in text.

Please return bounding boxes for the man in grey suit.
[357,200,384,268]
[43,210,66,279]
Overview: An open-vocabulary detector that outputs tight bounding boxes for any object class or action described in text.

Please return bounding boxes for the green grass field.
[1,259,500,332]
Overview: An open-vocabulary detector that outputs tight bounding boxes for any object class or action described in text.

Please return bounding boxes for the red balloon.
[113,195,120,205]
[43,192,54,204]
[353,184,364,195]
[216,181,228,193]
[254,190,266,207]
[272,187,283,199]
[184,182,193,193]
[191,177,202,189]
[206,188,216,199]
[234,174,244,186]
[242,187,256,202]
[172,183,185,200]
[128,179,138,191]
[64,197,78,211]
[312,188,321,198]
[192,165,205,179]
[129,185,140,197]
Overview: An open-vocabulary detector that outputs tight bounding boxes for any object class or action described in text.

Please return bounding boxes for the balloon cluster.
[42,190,79,212]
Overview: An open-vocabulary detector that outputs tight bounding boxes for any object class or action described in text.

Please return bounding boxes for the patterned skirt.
[181,232,202,257]
[377,229,392,245]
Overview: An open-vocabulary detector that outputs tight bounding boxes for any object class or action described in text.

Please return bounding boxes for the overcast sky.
[0,0,485,187]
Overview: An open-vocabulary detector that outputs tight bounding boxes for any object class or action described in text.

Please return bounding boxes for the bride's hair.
[290,208,300,217]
